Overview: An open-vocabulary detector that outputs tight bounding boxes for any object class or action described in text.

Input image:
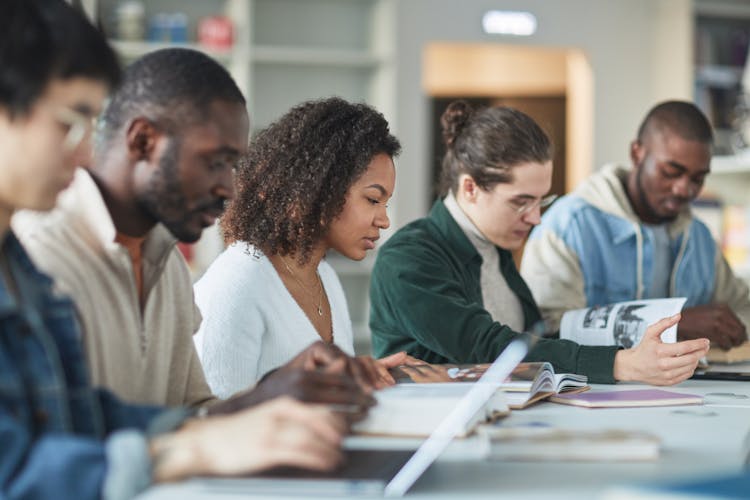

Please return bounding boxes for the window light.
[482,10,537,36]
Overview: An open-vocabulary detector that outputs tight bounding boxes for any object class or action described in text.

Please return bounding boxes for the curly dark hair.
[222,97,401,264]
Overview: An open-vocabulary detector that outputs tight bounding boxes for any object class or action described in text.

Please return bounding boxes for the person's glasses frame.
[55,107,98,153]
[508,193,558,215]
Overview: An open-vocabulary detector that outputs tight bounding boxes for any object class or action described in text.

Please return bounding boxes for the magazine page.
[552,372,588,391]
[559,298,686,347]
[389,362,490,383]
[390,362,549,390]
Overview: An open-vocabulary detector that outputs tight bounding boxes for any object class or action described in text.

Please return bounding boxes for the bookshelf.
[693,0,750,154]
[82,0,395,353]
[702,154,750,283]
[693,1,750,284]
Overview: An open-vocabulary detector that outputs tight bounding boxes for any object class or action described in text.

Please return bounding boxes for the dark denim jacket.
[0,231,166,499]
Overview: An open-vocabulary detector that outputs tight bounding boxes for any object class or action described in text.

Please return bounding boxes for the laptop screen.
[383,339,529,497]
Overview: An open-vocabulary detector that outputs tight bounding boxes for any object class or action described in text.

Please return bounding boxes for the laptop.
[191,339,529,497]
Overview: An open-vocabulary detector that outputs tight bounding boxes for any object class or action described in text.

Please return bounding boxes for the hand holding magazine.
[559,297,687,347]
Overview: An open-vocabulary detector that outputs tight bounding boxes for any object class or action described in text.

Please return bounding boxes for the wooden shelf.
[252,45,382,68]
[110,40,235,63]
[695,65,744,89]
[711,154,750,174]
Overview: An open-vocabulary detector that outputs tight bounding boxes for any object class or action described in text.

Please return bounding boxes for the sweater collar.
[14,169,177,269]
[76,169,177,269]
[428,198,481,265]
[428,197,541,328]
[576,163,692,241]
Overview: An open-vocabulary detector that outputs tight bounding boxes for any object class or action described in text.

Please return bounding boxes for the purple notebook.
[549,389,703,408]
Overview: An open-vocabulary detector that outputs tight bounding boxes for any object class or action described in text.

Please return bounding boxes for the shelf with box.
[696,154,750,283]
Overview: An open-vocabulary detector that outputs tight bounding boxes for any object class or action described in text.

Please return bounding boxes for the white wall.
[392,0,693,227]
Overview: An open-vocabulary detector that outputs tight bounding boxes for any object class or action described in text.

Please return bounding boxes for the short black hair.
[0,0,120,118]
[439,100,552,196]
[98,48,246,150]
[222,97,401,264]
[637,100,713,145]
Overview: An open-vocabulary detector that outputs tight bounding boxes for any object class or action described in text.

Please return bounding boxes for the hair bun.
[440,100,473,148]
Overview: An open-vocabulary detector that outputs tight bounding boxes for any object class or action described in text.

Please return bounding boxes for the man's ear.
[125,117,160,162]
[630,139,645,168]
[458,174,479,203]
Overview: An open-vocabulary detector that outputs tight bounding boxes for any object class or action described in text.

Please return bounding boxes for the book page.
[352,382,511,437]
[559,298,686,347]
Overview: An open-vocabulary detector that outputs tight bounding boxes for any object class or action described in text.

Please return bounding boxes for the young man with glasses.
[522,101,750,353]
[369,100,709,386]
[0,2,359,499]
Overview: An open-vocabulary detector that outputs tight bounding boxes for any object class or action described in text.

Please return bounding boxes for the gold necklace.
[280,256,325,316]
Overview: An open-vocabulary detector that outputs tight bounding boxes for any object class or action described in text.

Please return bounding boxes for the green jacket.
[370,199,619,383]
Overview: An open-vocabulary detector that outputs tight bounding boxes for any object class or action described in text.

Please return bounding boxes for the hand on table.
[678,304,746,350]
[151,397,346,482]
[208,341,375,418]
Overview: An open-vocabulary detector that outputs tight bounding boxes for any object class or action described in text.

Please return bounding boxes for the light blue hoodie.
[521,164,750,332]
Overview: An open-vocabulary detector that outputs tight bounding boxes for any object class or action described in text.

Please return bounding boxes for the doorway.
[430,95,567,201]
[423,43,593,197]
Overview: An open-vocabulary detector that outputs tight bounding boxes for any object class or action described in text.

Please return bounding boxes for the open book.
[390,361,588,409]
[351,383,509,438]
[559,297,686,347]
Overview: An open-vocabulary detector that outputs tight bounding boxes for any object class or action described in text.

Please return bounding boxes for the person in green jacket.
[370,100,709,385]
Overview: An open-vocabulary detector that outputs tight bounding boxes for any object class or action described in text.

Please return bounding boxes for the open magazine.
[390,361,588,409]
[559,297,686,347]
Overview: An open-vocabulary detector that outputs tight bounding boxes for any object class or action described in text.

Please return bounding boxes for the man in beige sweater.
[14,48,385,411]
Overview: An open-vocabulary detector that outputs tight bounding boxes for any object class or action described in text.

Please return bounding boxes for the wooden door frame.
[423,43,593,192]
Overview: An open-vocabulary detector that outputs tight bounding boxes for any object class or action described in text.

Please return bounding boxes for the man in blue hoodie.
[522,101,749,353]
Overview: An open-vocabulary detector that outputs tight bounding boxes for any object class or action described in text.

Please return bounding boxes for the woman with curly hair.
[193,97,412,398]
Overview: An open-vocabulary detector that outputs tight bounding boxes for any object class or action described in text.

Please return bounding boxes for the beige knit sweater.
[13,169,215,407]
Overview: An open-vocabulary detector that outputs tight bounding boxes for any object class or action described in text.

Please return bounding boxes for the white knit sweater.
[193,243,354,398]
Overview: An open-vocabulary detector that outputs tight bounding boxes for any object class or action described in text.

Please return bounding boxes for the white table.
[137,380,750,499]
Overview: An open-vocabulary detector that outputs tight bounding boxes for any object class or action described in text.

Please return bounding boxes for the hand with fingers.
[355,351,429,389]
[150,397,347,482]
[210,365,376,420]
[209,343,426,416]
[282,341,385,393]
[613,314,711,386]
[678,304,747,350]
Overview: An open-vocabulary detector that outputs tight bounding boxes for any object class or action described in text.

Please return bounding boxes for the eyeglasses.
[507,193,558,215]
[55,107,98,153]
